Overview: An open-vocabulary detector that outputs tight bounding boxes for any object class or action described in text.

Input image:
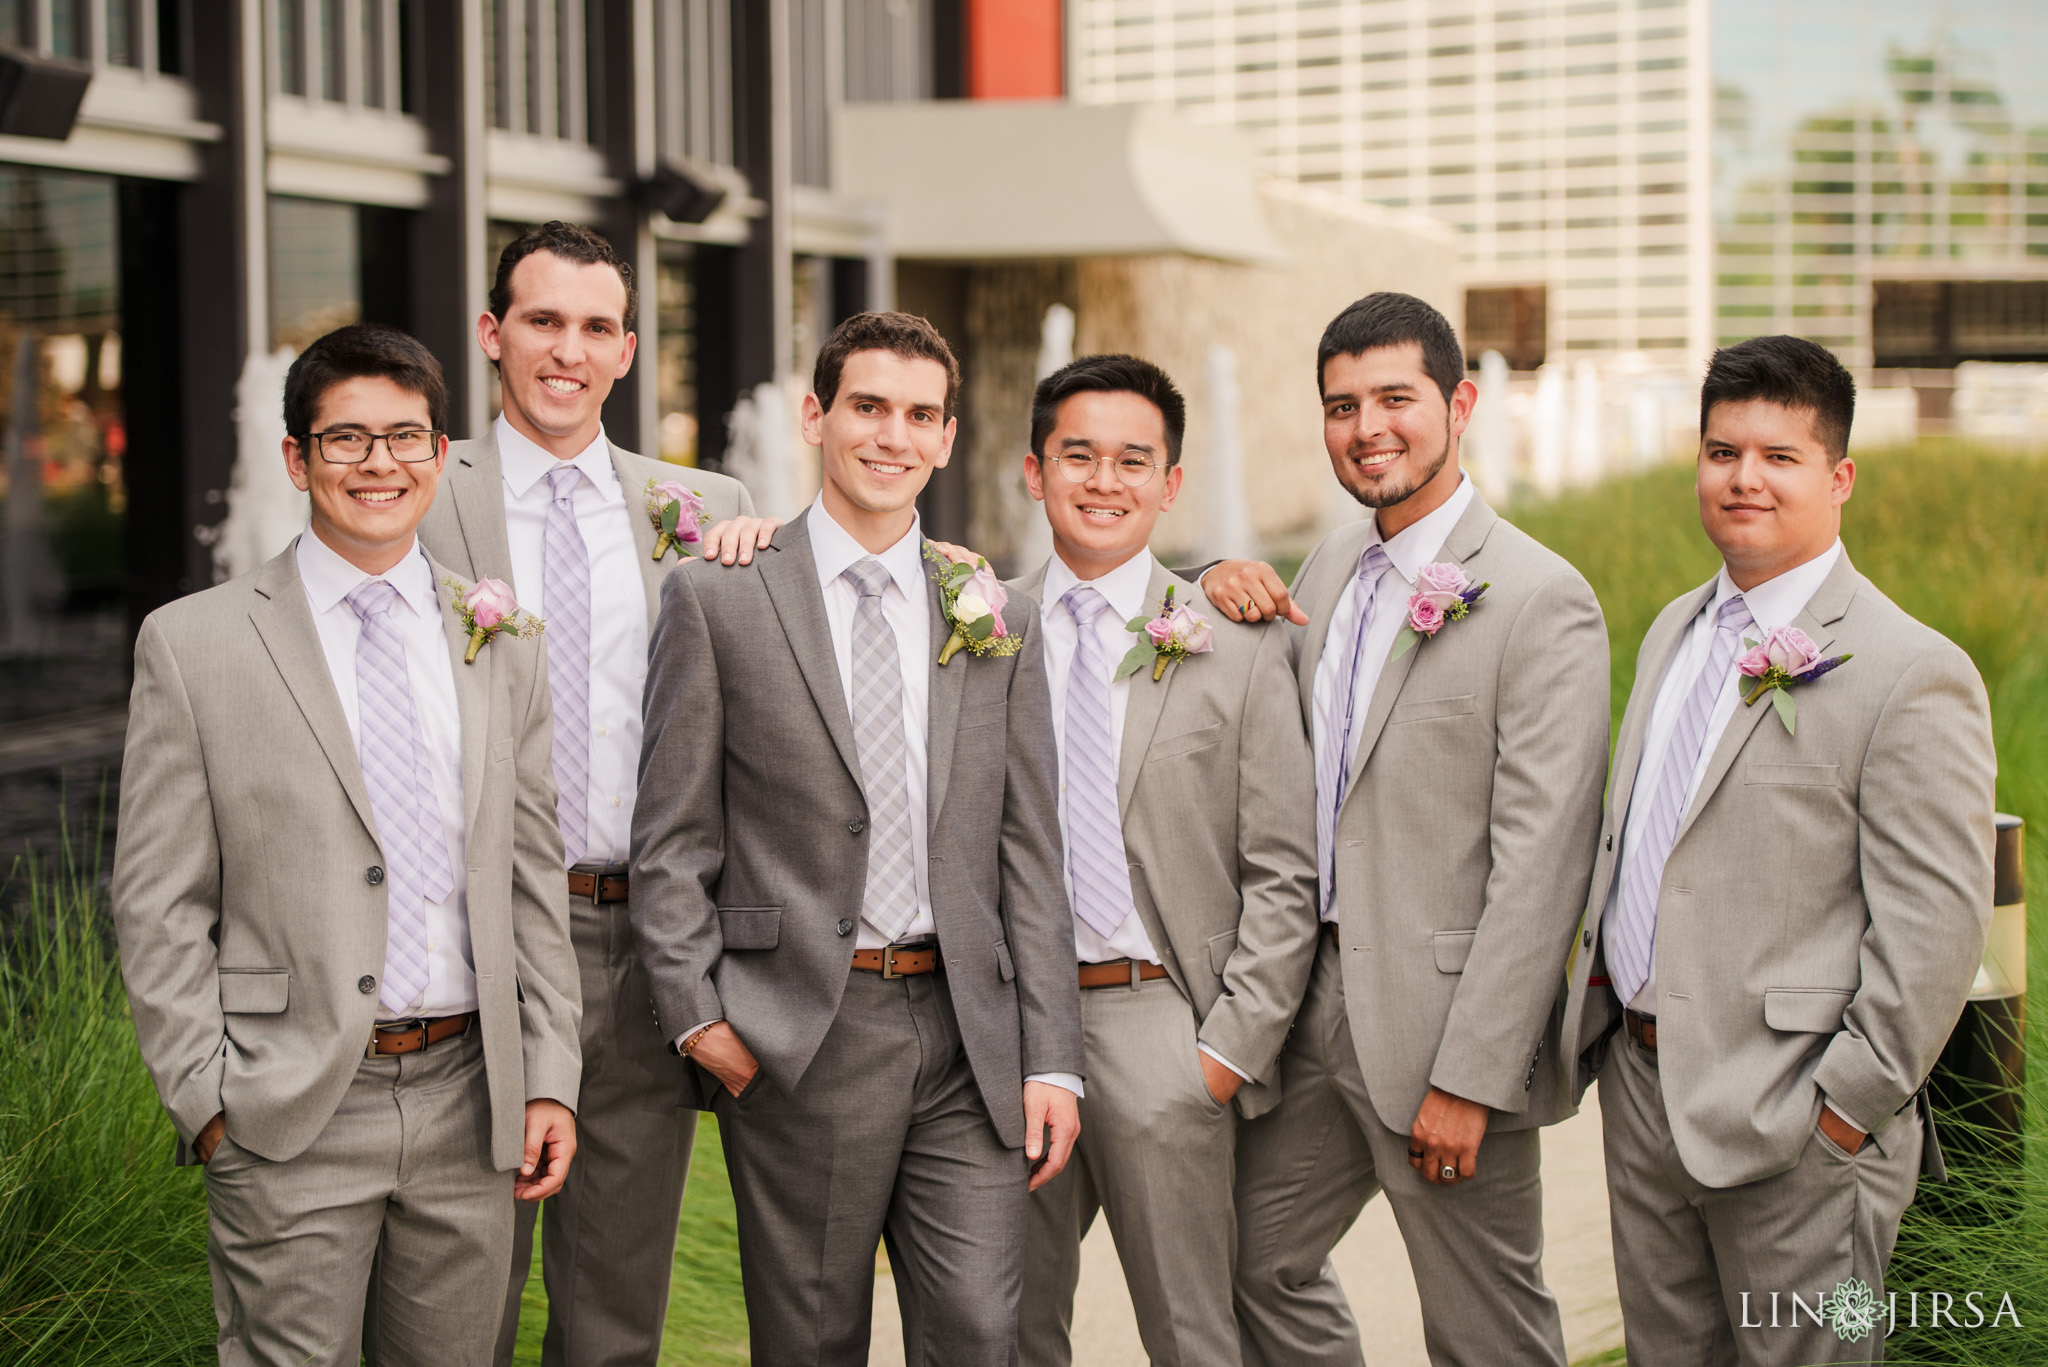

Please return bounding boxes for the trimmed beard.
[1340,419,1453,509]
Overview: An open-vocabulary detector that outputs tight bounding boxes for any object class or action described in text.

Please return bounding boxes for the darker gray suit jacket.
[628,509,1083,1147]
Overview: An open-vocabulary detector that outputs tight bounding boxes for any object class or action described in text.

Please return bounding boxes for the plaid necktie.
[346,578,455,1016]
[542,464,592,866]
[1060,585,1136,940]
[1606,592,1757,1006]
[844,559,921,942]
[1314,542,1393,919]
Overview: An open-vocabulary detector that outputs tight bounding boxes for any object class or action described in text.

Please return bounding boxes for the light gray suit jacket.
[1560,553,1996,1188]
[111,543,582,1171]
[1285,493,1610,1134]
[418,430,755,629]
[1010,558,1320,1119]
[629,509,1084,1146]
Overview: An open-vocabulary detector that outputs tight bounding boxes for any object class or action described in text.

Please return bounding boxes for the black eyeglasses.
[303,429,445,464]
[1042,451,1164,487]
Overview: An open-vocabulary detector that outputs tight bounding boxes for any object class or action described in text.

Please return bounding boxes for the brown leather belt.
[1078,958,1171,990]
[1322,920,1340,947]
[368,1012,475,1058]
[851,944,940,977]
[568,870,629,904]
[1624,1008,1658,1053]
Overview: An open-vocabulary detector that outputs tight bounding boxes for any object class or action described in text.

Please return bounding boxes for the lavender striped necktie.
[1314,542,1393,919]
[844,559,921,943]
[1060,586,1135,940]
[1606,592,1756,1006]
[346,579,455,1016]
[543,464,592,866]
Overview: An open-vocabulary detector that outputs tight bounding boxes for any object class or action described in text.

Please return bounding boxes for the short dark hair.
[1316,292,1466,403]
[489,220,637,331]
[812,311,961,421]
[1030,353,1187,467]
[1700,335,1856,461]
[283,323,448,436]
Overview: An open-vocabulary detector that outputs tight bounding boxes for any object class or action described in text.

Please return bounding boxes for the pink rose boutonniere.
[1735,625,1850,735]
[1390,561,1489,660]
[1116,586,1215,682]
[645,478,709,561]
[926,546,1023,665]
[444,575,544,663]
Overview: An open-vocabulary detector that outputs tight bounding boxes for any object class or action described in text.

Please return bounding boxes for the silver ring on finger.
[1440,1163,1457,1182]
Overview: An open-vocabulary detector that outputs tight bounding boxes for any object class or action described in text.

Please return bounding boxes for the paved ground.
[871,1093,1623,1366]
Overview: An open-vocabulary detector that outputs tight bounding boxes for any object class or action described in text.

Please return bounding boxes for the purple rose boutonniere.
[1734,625,1850,735]
[926,547,1023,665]
[445,575,544,663]
[1116,586,1214,682]
[1390,561,1489,661]
[645,478,709,561]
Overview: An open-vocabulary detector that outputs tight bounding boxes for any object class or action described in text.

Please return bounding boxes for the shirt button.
[366,866,385,885]
[612,796,622,807]
[597,725,608,736]
[848,818,865,835]
[837,918,854,936]
[428,940,438,952]
[358,975,377,994]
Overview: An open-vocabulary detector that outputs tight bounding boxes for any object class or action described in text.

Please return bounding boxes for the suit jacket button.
[848,818,865,835]
[1605,834,1613,851]
[366,865,385,885]
[837,918,854,936]
[1583,929,1593,949]
[358,975,377,994]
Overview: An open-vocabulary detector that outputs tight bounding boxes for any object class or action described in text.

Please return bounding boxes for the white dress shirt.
[1605,539,1844,1010]
[495,415,649,869]
[296,529,477,1020]
[1311,474,1476,923]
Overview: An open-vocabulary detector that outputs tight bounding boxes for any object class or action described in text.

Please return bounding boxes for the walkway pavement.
[871,1092,1623,1366]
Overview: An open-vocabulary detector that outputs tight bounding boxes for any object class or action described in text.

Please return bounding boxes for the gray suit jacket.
[629,509,1083,1147]
[1010,558,1320,1119]
[418,430,755,628]
[1285,493,1610,1134]
[1560,553,1996,1188]
[111,543,582,1171]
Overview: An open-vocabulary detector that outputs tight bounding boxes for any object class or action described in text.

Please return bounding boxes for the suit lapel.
[1609,581,1715,832]
[1116,561,1181,816]
[613,444,669,629]
[246,543,382,844]
[926,547,967,831]
[432,560,493,832]
[449,431,516,589]
[1297,522,1371,725]
[759,511,864,788]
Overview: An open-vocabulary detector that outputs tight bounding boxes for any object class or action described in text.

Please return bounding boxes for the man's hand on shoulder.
[699,517,782,566]
[927,540,988,568]
[1202,560,1307,625]
[1023,1080,1081,1192]
[515,1099,577,1201]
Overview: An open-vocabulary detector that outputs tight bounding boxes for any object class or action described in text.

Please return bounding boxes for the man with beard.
[1199,293,1609,1365]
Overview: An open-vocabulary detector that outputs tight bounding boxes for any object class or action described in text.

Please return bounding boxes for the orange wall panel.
[968,0,1062,99]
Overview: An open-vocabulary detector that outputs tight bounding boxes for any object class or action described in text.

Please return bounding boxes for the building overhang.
[832,100,1284,264]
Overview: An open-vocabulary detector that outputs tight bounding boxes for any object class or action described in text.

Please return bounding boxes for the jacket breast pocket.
[219,969,290,1014]
[1745,763,1840,787]
[1764,987,1853,1033]
[717,908,782,950]
[1149,721,1225,762]
[492,737,514,765]
[1392,695,1478,726]
[1432,929,1476,973]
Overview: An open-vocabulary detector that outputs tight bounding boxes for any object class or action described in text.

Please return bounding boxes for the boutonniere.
[1115,586,1214,682]
[1735,626,1850,735]
[1390,561,1489,660]
[926,546,1023,665]
[445,575,544,664]
[645,478,709,561]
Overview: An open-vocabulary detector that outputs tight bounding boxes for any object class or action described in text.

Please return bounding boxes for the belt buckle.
[369,1017,428,1059]
[589,875,603,906]
[882,944,902,980]
[1128,958,1142,991]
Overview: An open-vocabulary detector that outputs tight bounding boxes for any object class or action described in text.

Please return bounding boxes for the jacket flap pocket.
[1392,695,1478,726]
[1746,763,1840,787]
[994,939,1016,982]
[1207,927,1240,975]
[716,907,782,950]
[1432,929,1476,973]
[219,969,290,1014]
[491,737,514,764]
[1149,720,1225,761]
[1764,987,1853,1033]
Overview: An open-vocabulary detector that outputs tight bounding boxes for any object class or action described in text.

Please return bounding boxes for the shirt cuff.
[1198,1042,1253,1083]
[673,1019,722,1054]
[1027,1072,1084,1099]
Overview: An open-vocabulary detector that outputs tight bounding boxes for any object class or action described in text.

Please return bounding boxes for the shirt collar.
[1367,472,1475,581]
[1709,538,1844,632]
[807,495,927,603]
[495,414,615,500]
[295,526,439,620]
[1040,549,1157,625]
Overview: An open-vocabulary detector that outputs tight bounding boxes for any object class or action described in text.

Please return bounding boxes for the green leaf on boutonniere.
[660,499,682,536]
[940,561,975,589]
[1113,642,1155,682]
[1389,625,1421,661]
[965,614,995,642]
[1771,686,1796,735]
[1124,613,1152,633]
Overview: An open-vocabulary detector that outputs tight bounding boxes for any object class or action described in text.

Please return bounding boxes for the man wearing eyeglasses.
[415,221,754,1367]
[1005,355,1319,1367]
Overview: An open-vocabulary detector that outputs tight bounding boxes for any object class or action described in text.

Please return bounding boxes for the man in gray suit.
[415,222,752,1367]
[113,324,581,1366]
[631,311,1084,1365]
[1006,354,1320,1367]
[1560,336,1996,1365]
[1200,294,1609,1366]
